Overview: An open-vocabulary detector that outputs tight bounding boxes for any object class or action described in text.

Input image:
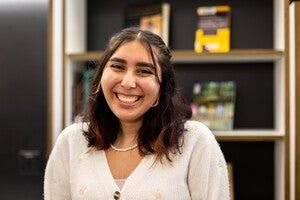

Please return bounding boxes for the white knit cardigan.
[44,120,230,200]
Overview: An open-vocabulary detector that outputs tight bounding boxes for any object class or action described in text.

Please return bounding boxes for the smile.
[116,93,140,103]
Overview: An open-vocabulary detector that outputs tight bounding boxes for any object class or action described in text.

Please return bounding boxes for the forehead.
[115,41,146,53]
[112,40,159,59]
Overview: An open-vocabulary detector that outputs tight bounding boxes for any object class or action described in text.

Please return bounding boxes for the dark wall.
[87,1,275,199]
[87,0,273,50]
[0,1,48,199]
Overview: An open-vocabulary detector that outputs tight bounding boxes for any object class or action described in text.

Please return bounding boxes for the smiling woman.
[100,40,161,124]
[44,27,230,200]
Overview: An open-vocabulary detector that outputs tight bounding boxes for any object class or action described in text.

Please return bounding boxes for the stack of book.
[191,81,236,131]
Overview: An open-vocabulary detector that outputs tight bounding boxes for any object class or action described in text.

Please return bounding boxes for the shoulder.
[59,122,87,137]
[183,121,230,199]
[182,120,220,154]
[54,122,88,150]
[184,120,215,143]
[182,120,225,164]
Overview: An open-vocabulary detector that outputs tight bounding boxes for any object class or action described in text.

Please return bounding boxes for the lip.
[115,93,141,104]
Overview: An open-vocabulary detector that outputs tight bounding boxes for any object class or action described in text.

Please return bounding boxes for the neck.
[114,121,141,147]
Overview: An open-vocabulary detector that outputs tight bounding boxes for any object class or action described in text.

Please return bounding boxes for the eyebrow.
[109,57,155,69]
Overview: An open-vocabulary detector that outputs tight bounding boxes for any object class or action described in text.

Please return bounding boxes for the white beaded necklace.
[110,144,138,152]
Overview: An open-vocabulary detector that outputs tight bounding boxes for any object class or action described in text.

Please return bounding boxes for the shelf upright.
[49,0,291,198]
[64,0,87,126]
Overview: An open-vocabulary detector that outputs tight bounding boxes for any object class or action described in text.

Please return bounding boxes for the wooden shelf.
[67,49,284,63]
[216,135,284,141]
[214,129,284,141]
[171,49,283,63]
[68,51,103,61]
[49,0,289,199]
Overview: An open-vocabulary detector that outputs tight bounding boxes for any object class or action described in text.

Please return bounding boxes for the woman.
[44,27,230,200]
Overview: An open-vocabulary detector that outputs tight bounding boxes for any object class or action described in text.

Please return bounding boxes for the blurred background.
[0,0,48,199]
[0,0,299,199]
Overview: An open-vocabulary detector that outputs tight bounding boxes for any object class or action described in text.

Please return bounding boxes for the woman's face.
[100,40,161,124]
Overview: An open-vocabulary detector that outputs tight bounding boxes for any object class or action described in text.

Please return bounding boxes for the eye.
[139,69,153,75]
[137,66,155,76]
[110,64,124,71]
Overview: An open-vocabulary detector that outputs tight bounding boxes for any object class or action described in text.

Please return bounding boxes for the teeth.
[117,94,139,103]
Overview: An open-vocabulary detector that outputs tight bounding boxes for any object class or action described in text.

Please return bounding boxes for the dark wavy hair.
[83,27,192,161]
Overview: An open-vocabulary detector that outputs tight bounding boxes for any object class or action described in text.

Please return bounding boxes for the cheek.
[100,69,113,88]
[100,72,113,96]
[144,81,160,97]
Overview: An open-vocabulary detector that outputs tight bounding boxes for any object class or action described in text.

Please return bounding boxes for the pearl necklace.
[110,144,138,152]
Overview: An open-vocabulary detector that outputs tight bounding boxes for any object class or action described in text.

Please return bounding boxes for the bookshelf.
[289,1,300,199]
[49,0,290,199]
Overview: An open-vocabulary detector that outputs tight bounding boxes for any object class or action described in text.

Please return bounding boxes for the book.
[190,81,236,131]
[72,71,83,120]
[124,2,170,46]
[194,5,231,53]
[72,66,94,122]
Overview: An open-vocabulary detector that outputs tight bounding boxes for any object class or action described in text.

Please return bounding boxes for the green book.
[191,81,236,131]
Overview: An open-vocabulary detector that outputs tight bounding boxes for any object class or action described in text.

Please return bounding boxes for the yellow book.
[125,2,170,46]
[194,5,231,53]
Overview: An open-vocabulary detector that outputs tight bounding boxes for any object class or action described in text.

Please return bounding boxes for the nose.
[121,72,136,89]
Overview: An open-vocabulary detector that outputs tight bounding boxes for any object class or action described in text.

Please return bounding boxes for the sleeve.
[44,131,71,200]
[187,124,230,200]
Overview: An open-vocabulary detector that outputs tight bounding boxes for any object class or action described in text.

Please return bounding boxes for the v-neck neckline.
[97,150,152,192]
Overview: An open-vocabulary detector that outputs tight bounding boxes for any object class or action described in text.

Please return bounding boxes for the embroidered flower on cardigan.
[149,189,162,200]
[167,153,175,168]
[77,152,87,164]
[186,124,198,135]
[79,184,87,196]
[47,177,57,185]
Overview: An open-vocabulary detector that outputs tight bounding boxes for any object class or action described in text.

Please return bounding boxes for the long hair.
[83,27,192,161]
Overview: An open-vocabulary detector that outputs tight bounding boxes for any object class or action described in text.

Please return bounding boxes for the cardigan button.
[113,191,121,200]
